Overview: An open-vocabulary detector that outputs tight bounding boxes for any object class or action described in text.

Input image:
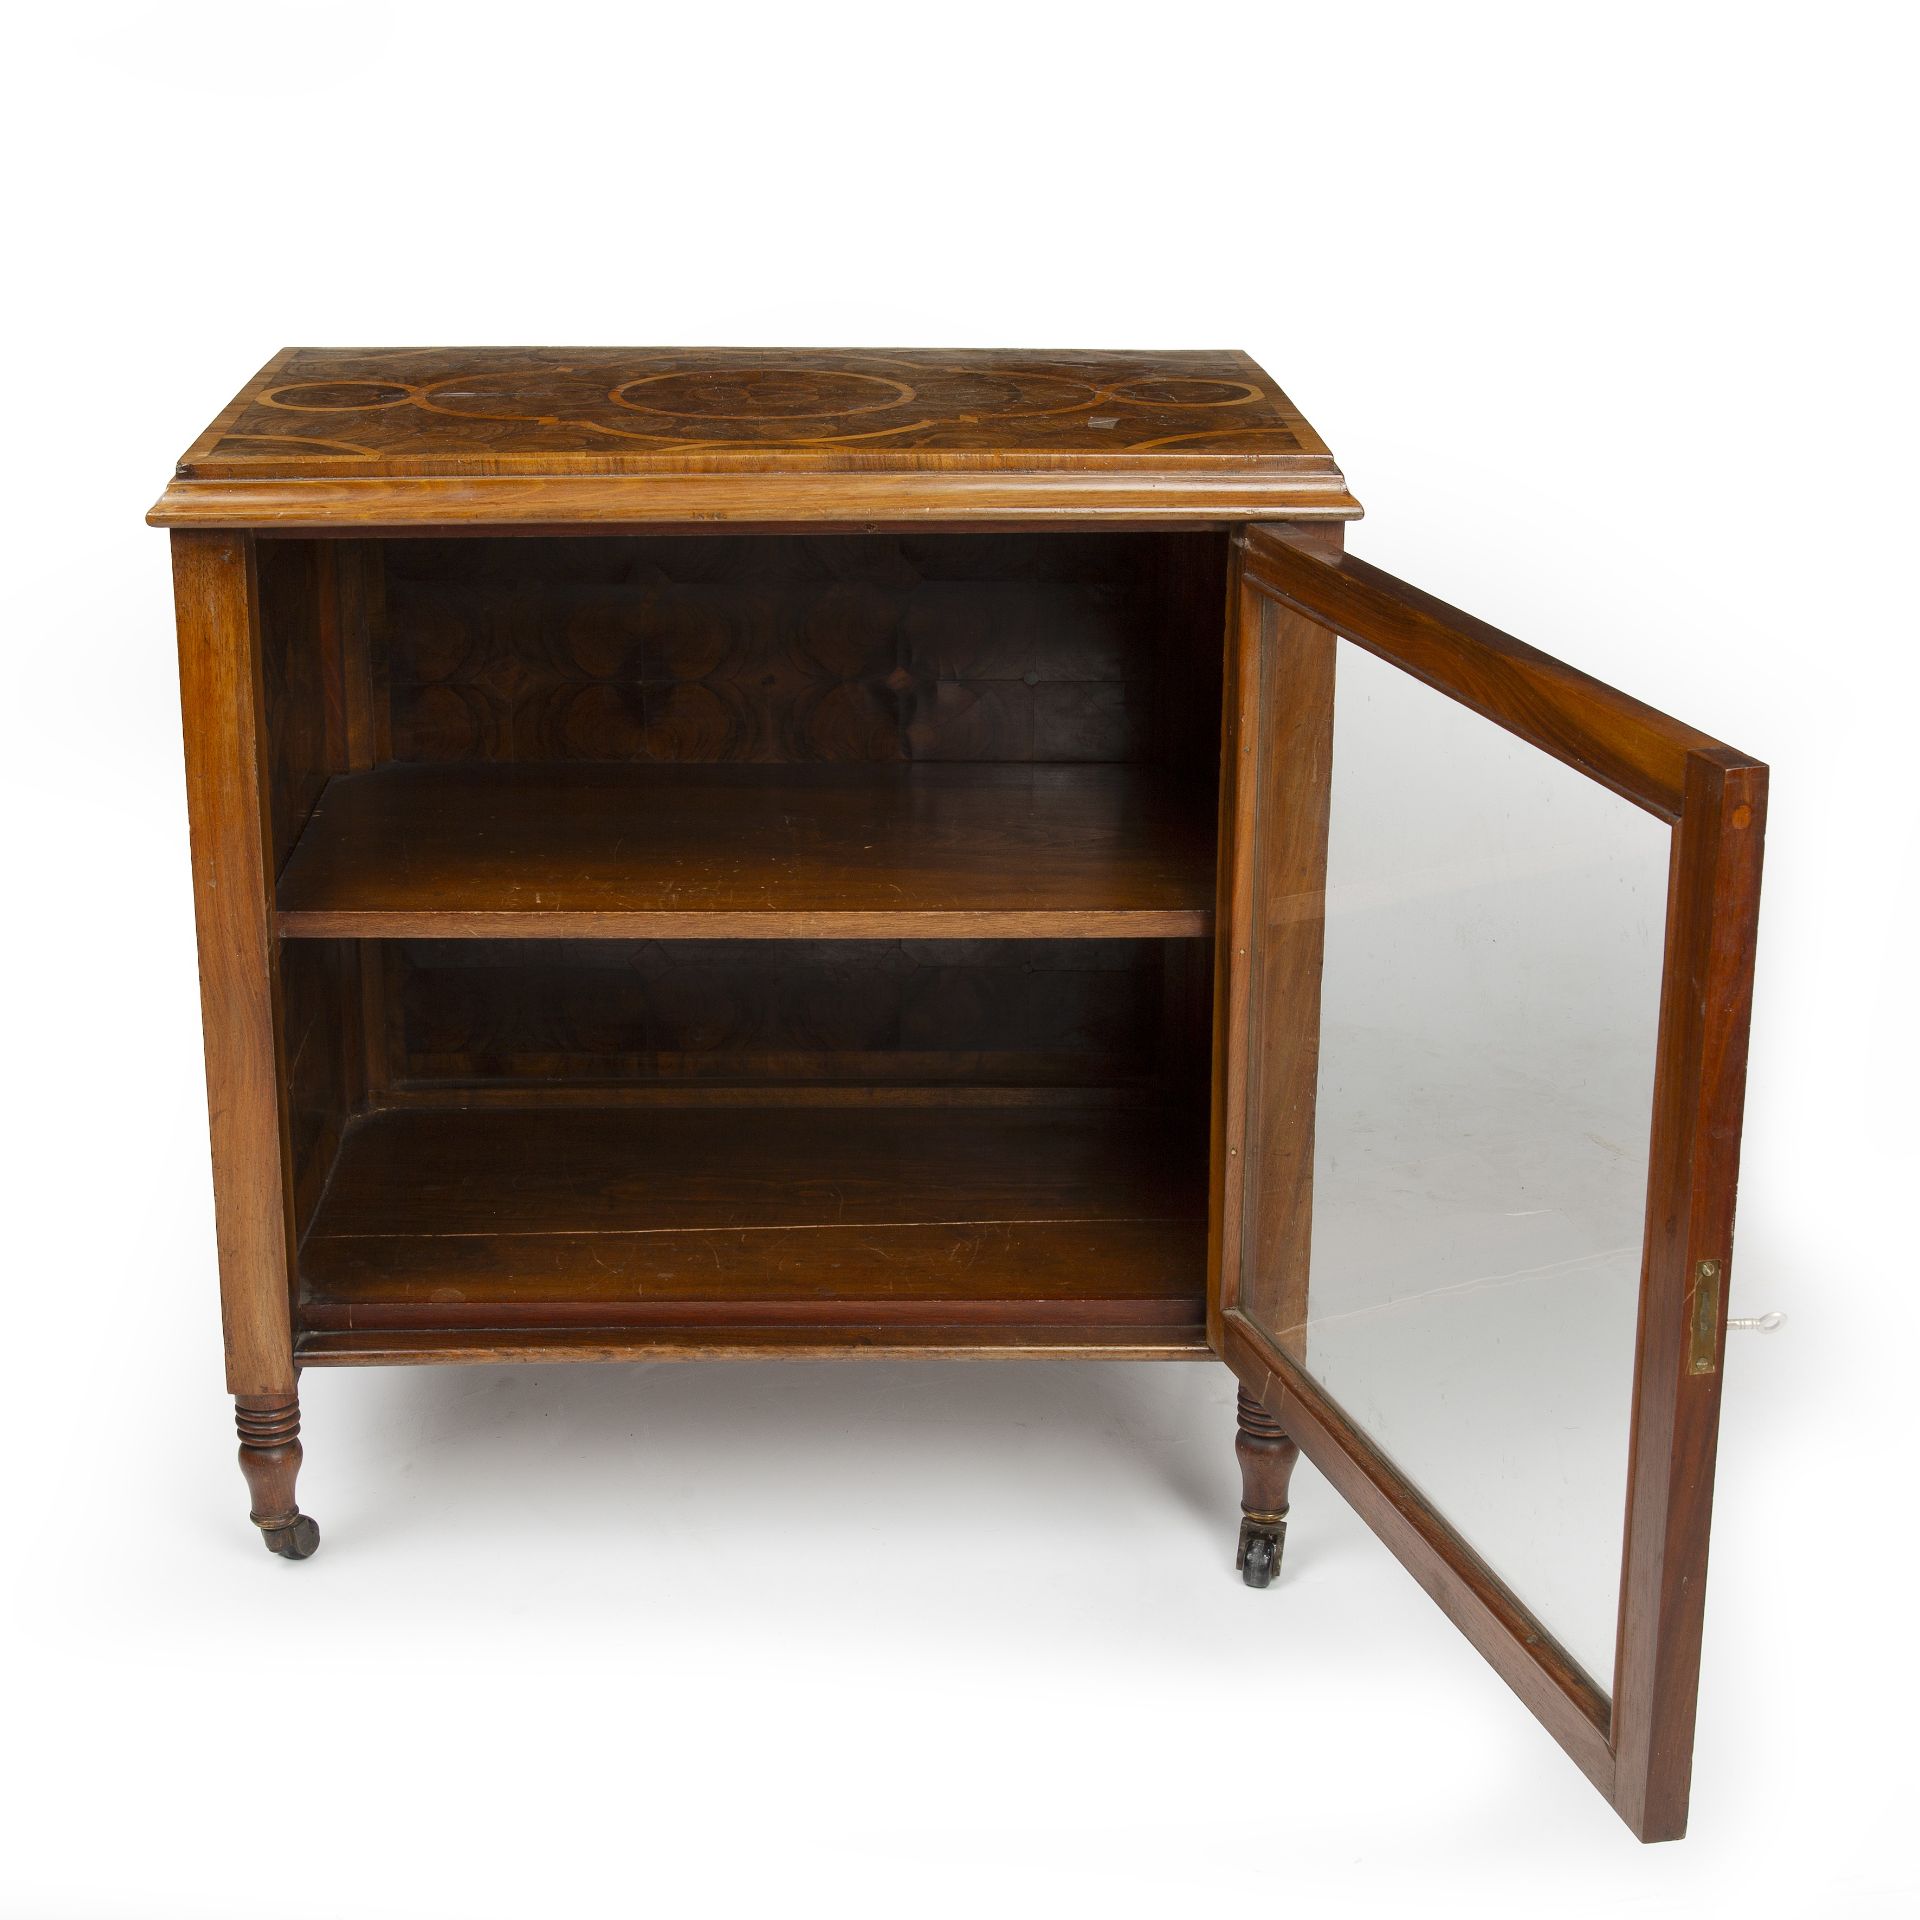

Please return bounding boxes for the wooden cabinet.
[152,350,1765,1840]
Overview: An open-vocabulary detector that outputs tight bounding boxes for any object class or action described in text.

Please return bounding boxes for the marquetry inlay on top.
[150,349,1358,528]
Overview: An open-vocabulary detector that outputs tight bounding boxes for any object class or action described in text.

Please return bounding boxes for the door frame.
[1213,524,1767,1841]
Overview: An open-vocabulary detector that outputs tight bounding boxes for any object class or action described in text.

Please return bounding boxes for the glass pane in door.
[1256,637,1671,1689]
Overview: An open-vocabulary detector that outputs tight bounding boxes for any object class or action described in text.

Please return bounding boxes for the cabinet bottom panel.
[296,1103,1210,1355]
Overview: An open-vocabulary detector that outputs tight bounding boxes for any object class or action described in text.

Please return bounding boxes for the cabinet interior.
[261,530,1228,1356]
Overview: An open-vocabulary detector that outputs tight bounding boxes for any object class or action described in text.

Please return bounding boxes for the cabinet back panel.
[384,937,1205,1093]
[376,533,1224,768]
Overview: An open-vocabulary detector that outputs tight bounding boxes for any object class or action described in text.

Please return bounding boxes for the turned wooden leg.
[1235,1387,1299,1589]
[235,1393,320,1560]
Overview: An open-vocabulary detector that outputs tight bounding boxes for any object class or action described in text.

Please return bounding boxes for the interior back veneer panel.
[378,533,1222,768]
[385,937,1185,1090]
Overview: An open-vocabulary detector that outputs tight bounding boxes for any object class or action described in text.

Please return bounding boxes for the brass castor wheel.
[260,1514,320,1560]
[1236,1513,1286,1589]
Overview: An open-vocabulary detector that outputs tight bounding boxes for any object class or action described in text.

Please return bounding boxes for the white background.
[3,3,1914,1913]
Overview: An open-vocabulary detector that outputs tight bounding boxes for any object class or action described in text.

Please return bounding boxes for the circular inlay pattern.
[1107,375,1261,409]
[218,354,1306,463]
[261,380,416,411]
[611,367,916,420]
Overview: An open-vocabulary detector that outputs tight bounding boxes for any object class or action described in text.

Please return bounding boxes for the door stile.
[1610,748,1768,1840]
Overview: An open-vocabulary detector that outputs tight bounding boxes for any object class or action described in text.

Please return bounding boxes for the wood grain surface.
[149,348,1359,526]
[373,531,1219,770]
[296,1325,1215,1364]
[380,936,1188,1093]
[1241,528,1729,820]
[299,1103,1208,1337]
[171,530,300,1397]
[274,762,1217,938]
[1611,749,1768,1841]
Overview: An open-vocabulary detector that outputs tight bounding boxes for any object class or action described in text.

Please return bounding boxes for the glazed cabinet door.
[1213,526,1765,1841]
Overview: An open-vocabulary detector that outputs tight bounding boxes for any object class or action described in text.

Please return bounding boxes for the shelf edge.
[276,907,1216,940]
[296,1325,1215,1364]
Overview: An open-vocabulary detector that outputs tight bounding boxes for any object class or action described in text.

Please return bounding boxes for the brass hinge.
[1687,1259,1724,1376]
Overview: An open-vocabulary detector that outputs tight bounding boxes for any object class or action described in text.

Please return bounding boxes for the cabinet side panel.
[255,539,337,869]
[172,530,298,1396]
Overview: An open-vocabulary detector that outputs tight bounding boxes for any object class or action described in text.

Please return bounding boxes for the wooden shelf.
[296,1104,1209,1358]
[274,763,1216,939]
